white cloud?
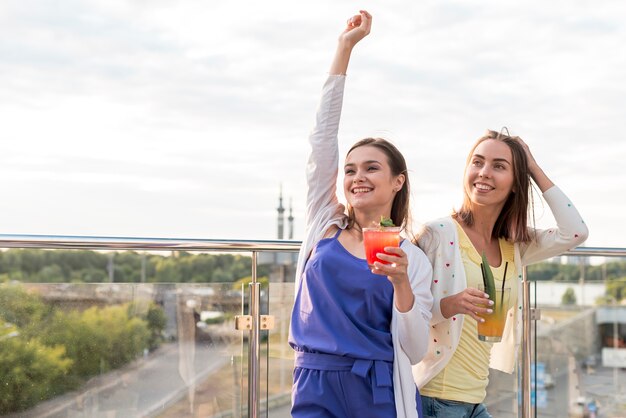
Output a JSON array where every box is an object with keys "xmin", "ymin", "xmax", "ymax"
[{"xmin": 0, "ymin": 0, "xmax": 624, "ymax": 248}]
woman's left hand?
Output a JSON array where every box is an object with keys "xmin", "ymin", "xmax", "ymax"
[
  {"xmin": 516, "ymin": 136, "xmax": 539, "ymax": 173},
  {"xmin": 515, "ymin": 136, "xmax": 554, "ymax": 192},
  {"xmin": 372, "ymin": 246, "xmax": 409, "ymax": 285}
]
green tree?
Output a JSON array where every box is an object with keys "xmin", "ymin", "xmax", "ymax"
[
  {"xmin": 0, "ymin": 284, "xmax": 49, "ymax": 328},
  {"xmin": 606, "ymin": 277, "xmax": 626, "ymax": 302},
  {"xmin": 562, "ymin": 287, "xmax": 577, "ymax": 305},
  {"xmin": 0, "ymin": 248, "xmax": 271, "ymax": 284},
  {"xmin": 145, "ymin": 303, "xmax": 167, "ymax": 349}
]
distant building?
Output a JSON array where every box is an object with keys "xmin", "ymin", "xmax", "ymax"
[
  {"xmin": 258, "ymin": 186, "xmax": 298, "ymax": 282},
  {"xmin": 277, "ymin": 185, "xmax": 285, "ymax": 239}
]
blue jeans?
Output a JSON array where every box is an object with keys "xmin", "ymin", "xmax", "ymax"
[{"xmin": 421, "ymin": 396, "xmax": 493, "ymax": 418}]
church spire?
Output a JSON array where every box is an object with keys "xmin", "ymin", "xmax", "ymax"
[
  {"xmin": 277, "ymin": 184, "xmax": 285, "ymax": 239},
  {"xmin": 288, "ymin": 198, "xmax": 294, "ymax": 239}
]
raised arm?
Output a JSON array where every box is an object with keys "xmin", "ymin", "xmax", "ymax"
[
  {"xmin": 517, "ymin": 138, "xmax": 589, "ymax": 264},
  {"xmin": 296, "ymin": 12, "xmax": 374, "ymax": 288},
  {"xmin": 304, "ymin": 11, "xmax": 373, "ymax": 226}
]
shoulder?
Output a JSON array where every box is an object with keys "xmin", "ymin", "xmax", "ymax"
[
  {"xmin": 400, "ymin": 240, "xmax": 433, "ymax": 277},
  {"xmin": 401, "ymin": 239, "xmax": 428, "ymax": 261},
  {"xmin": 322, "ymin": 224, "xmax": 342, "ymax": 240},
  {"xmin": 416, "ymin": 216, "xmax": 455, "ymax": 248}
]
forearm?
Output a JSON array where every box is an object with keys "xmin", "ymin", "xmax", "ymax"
[
  {"xmin": 329, "ymin": 41, "xmax": 355, "ymax": 75},
  {"xmin": 393, "ymin": 280, "xmax": 415, "ymax": 313},
  {"xmin": 529, "ymin": 163, "xmax": 554, "ymax": 193}
]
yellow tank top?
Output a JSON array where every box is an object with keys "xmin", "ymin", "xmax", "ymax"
[{"xmin": 421, "ymin": 220, "xmax": 517, "ymax": 403}]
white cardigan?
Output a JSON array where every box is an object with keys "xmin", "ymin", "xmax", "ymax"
[
  {"xmin": 294, "ymin": 74, "xmax": 433, "ymax": 418},
  {"xmin": 412, "ymin": 187, "xmax": 589, "ymax": 388}
]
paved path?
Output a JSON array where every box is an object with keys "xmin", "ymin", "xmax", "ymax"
[{"xmin": 6, "ymin": 342, "xmax": 230, "ymax": 418}]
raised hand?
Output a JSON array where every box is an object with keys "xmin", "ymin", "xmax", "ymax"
[
  {"xmin": 515, "ymin": 136, "xmax": 554, "ymax": 192},
  {"xmin": 329, "ymin": 10, "xmax": 372, "ymax": 75},
  {"xmin": 339, "ymin": 10, "xmax": 372, "ymax": 47}
]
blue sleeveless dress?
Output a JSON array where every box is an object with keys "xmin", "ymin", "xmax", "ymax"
[{"xmin": 289, "ymin": 229, "xmax": 421, "ymax": 417}]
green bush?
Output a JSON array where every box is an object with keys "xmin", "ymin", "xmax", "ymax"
[
  {"xmin": 561, "ymin": 287, "xmax": 577, "ymax": 305},
  {"xmin": 0, "ymin": 284, "xmax": 50, "ymax": 328},
  {"xmin": 39, "ymin": 305, "xmax": 151, "ymax": 378},
  {"xmin": 0, "ymin": 337, "xmax": 72, "ymax": 414}
]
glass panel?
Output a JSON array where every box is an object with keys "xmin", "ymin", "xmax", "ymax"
[
  {"xmin": 530, "ymin": 255, "xmax": 626, "ymax": 418},
  {"xmin": 266, "ymin": 282, "xmax": 294, "ymax": 418},
  {"xmin": 260, "ymin": 250, "xmax": 296, "ymax": 417},
  {"xmin": 0, "ymin": 248, "xmax": 252, "ymax": 418},
  {"xmin": 486, "ymin": 369, "xmax": 518, "ymax": 417}
]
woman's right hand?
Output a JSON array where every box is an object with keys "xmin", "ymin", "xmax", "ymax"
[
  {"xmin": 339, "ymin": 10, "xmax": 372, "ymax": 47},
  {"xmin": 440, "ymin": 288, "xmax": 494, "ymax": 322},
  {"xmin": 329, "ymin": 10, "xmax": 372, "ymax": 75}
]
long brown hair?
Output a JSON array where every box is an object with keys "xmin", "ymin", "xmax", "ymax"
[
  {"xmin": 454, "ymin": 129, "xmax": 533, "ymax": 243},
  {"xmin": 345, "ymin": 138, "xmax": 411, "ymax": 232}
]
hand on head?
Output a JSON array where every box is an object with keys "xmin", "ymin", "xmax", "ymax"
[
  {"xmin": 515, "ymin": 136, "xmax": 538, "ymax": 171},
  {"xmin": 340, "ymin": 10, "xmax": 372, "ymax": 46}
]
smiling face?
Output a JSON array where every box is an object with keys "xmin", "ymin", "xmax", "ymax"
[
  {"xmin": 464, "ymin": 139, "xmax": 515, "ymax": 212},
  {"xmin": 343, "ymin": 145, "xmax": 405, "ymax": 218}
]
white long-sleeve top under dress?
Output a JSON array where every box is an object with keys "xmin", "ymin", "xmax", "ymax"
[{"xmin": 293, "ymin": 74, "xmax": 433, "ymax": 418}]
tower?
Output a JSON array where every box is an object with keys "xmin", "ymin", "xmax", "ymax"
[
  {"xmin": 277, "ymin": 185, "xmax": 285, "ymax": 239},
  {"xmin": 288, "ymin": 198, "xmax": 294, "ymax": 240}
]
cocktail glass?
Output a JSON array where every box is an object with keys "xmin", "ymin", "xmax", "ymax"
[
  {"xmin": 477, "ymin": 285, "xmax": 511, "ymax": 342},
  {"xmin": 362, "ymin": 227, "xmax": 401, "ymax": 268}
]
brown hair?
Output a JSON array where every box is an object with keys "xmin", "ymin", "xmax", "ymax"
[
  {"xmin": 345, "ymin": 138, "xmax": 411, "ymax": 232},
  {"xmin": 454, "ymin": 129, "xmax": 533, "ymax": 243}
]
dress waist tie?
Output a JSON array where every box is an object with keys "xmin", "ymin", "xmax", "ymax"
[{"xmin": 294, "ymin": 351, "xmax": 393, "ymax": 405}]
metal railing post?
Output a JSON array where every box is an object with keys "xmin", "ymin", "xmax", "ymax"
[
  {"xmin": 248, "ymin": 252, "xmax": 260, "ymax": 418},
  {"xmin": 521, "ymin": 267, "xmax": 532, "ymax": 418}
]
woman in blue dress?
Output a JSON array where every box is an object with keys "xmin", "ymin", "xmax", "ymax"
[{"xmin": 288, "ymin": 11, "xmax": 433, "ymax": 418}]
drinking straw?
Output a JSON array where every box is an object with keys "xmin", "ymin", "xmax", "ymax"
[
  {"xmin": 500, "ymin": 262, "xmax": 509, "ymax": 308},
  {"xmin": 480, "ymin": 252, "xmax": 496, "ymax": 305},
  {"xmin": 480, "ymin": 263, "xmax": 485, "ymax": 287}
]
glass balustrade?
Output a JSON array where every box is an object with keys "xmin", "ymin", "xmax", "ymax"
[
  {"xmin": 0, "ymin": 236, "xmax": 623, "ymax": 418},
  {"xmin": 529, "ymin": 252, "xmax": 626, "ymax": 418}
]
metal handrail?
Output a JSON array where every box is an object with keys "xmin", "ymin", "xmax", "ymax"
[
  {"xmin": 560, "ymin": 247, "xmax": 625, "ymax": 257},
  {"xmin": 0, "ymin": 234, "xmax": 301, "ymax": 252},
  {"xmin": 0, "ymin": 234, "xmax": 621, "ymax": 257},
  {"xmin": 1, "ymin": 234, "xmax": 624, "ymax": 418},
  {"xmin": 0, "ymin": 235, "xmax": 619, "ymax": 273}
]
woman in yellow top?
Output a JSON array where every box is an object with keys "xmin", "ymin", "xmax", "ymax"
[{"xmin": 413, "ymin": 129, "xmax": 588, "ymax": 417}]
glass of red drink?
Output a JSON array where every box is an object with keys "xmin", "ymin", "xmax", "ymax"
[{"xmin": 363, "ymin": 227, "xmax": 401, "ymax": 267}]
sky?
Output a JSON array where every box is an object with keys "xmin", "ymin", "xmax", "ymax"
[{"xmin": 0, "ymin": 0, "xmax": 624, "ymax": 248}]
